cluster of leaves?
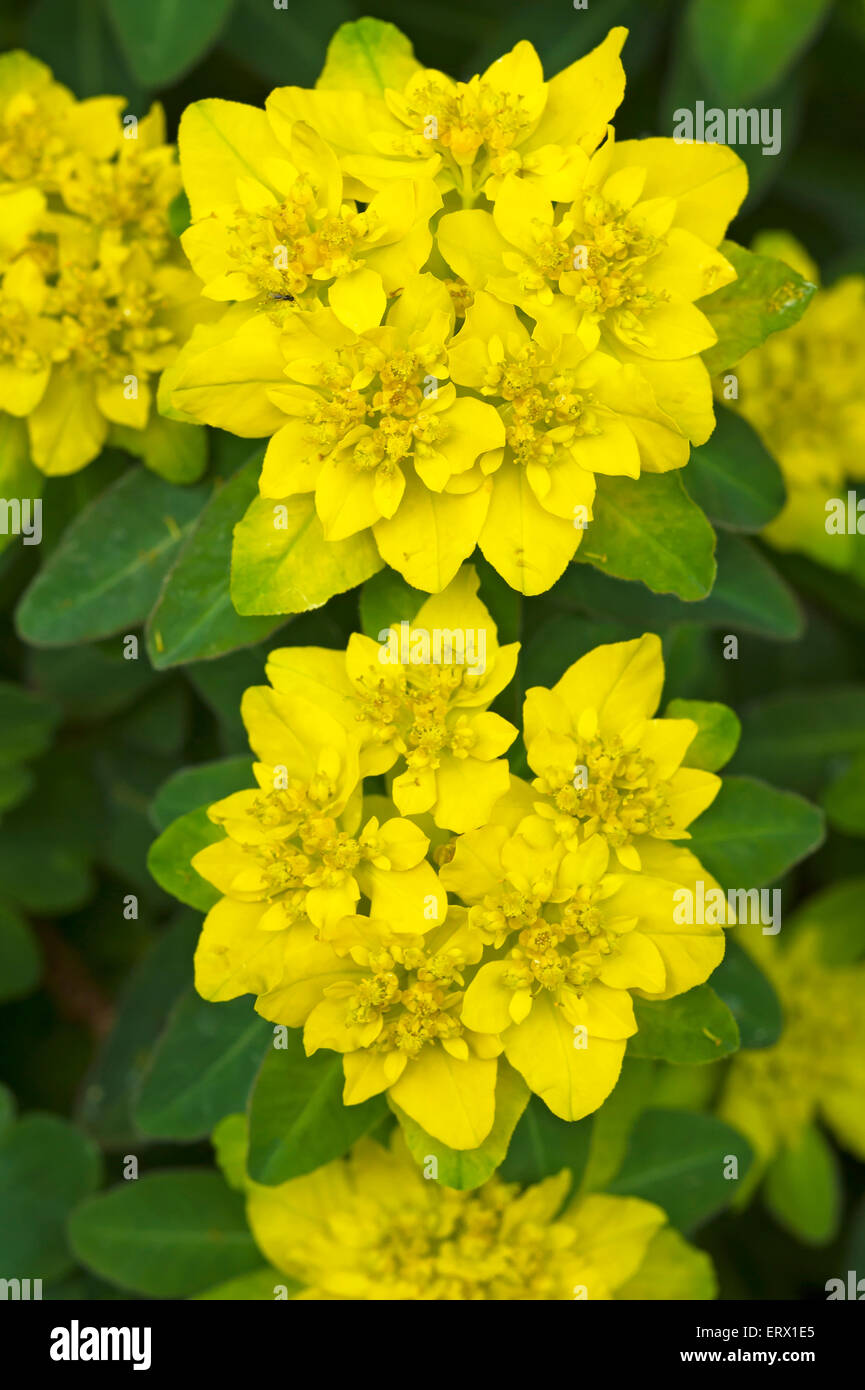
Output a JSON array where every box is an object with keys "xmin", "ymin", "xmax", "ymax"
[{"xmin": 1, "ymin": 0, "xmax": 864, "ymax": 1301}]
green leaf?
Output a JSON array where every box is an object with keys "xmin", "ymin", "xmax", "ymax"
[
  {"xmin": 147, "ymin": 452, "xmax": 285, "ymax": 668},
  {"xmin": 684, "ymin": 776, "xmax": 824, "ymax": 889},
  {"xmin": 577, "ymin": 471, "xmax": 716, "ymax": 600},
  {"xmin": 78, "ymin": 914, "xmax": 199, "ymax": 1146},
  {"xmin": 136, "ymin": 993, "xmax": 269, "ymax": 1141},
  {"xmin": 111, "ymin": 415, "xmax": 207, "ymax": 486},
  {"xmin": 359, "ymin": 567, "xmax": 424, "ymax": 639},
  {"xmin": 706, "ymin": 532, "xmax": 803, "ymax": 638},
  {"xmin": 563, "ymin": 531, "xmax": 802, "ymax": 639},
  {"xmin": 232, "ymin": 493, "xmax": 383, "ymax": 616},
  {"xmin": 823, "ymin": 754, "xmax": 865, "ymax": 836},
  {"xmin": 500, "ymin": 1095, "xmax": 594, "ymax": 1188},
  {"xmin": 0, "ymin": 901, "xmax": 42, "ymax": 1002},
  {"xmin": 27, "ymin": 641, "xmax": 161, "ymax": 721},
  {"xmin": 195, "ymin": 1267, "xmax": 297, "ymax": 1300},
  {"xmin": 151, "ymin": 757, "xmax": 253, "ymax": 832},
  {"xmin": 69, "ymin": 1171, "xmax": 260, "ymax": 1296},
  {"xmin": 699, "ymin": 241, "xmax": 816, "ymax": 375},
  {"xmin": 734, "ymin": 686, "xmax": 865, "ymax": 794},
  {"xmin": 221, "ymin": 0, "xmax": 351, "ymax": 88},
  {"xmin": 0, "ymin": 681, "xmax": 59, "ymax": 766},
  {"xmin": 0, "ymin": 1084, "xmax": 15, "ymax": 1141},
  {"xmin": 665, "ymin": 698, "xmax": 741, "ymax": 771},
  {"xmin": 0, "ymin": 763, "xmax": 33, "ymax": 816},
  {"xmin": 684, "ymin": 408, "xmax": 785, "ymax": 532},
  {"xmin": 579, "ymin": 1059, "xmax": 653, "ymax": 1193},
  {"xmin": 709, "ymin": 937, "xmax": 782, "ymax": 1049},
  {"xmin": 147, "ymin": 806, "xmax": 222, "ymax": 911},
  {"xmin": 764, "ymin": 1124, "xmax": 841, "ymax": 1245},
  {"xmin": 691, "ymin": 0, "xmax": 831, "ymax": 103},
  {"xmin": 17, "ymin": 468, "xmax": 208, "ymax": 646},
  {"xmin": 608, "ymin": 1109, "xmax": 753, "ymax": 1231},
  {"xmin": 390, "ymin": 1062, "xmax": 530, "ymax": 1191},
  {"xmin": 0, "ymin": 1115, "xmax": 102, "ymax": 1281},
  {"xmin": 22, "ymin": 0, "xmax": 144, "ymax": 104},
  {"xmin": 105, "ymin": 0, "xmax": 235, "ymax": 87},
  {"xmin": 247, "ymin": 1031, "xmax": 387, "ymax": 1186},
  {"xmin": 617, "ymin": 1224, "xmax": 717, "ymax": 1299},
  {"xmin": 630, "ymin": 986, "xmax": 740, "ymax": 1064},
  {"xmin": 317, "ymin": 17, "xmax": 420, "ymax": 95},
  {"xmin": 0, "ymin": 415, "xmax": 42, "ymax": 557}
]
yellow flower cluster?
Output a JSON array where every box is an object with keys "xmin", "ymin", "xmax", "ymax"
[
  {"xmin": 165, "ymin": 22, "xmax": 747, "ymax": 593},
  {"xmin": 192, "ymin": 572, "xmax": 726, "ymax": 1150},
  {"xmin": 721, "ymin": 925, "xmax": 865, "ymax": 1177},
  {"xmin": 730, "ymin": 232, "xmax": 865, "ymax": 573},
  {"xmin": 0, "ymin": 52, "xmax": 209, "ymax": 476},
  {"xmin": 222, "ymin": 1125, "xmax": 714, "ymax": 1300}
]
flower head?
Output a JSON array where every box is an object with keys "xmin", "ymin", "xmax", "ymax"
[
  {"xmin": 721, "ymin": 924, "xmax": 865, "ymax": 1174},
  {"xmin": 238, "ymin": 1130, "xmax": 713, "ymax": 1300},
  {"xmin": 268, "ymin": 28, "xmax": 628, "ymax": 204},
  {"xmin": 0, "ymin": 52, "xmax": 209, "ymax": 476},
  {"xmin": 730, "ymin": 233, "xmax": 865, "ymax": 570},
  {"xmin": 266, "ymin": 565, "xmax": 519, "ymax": 832},
  {"xmin": 166, "ymin": 23, "xmax": 748, "ymax": 597},
  {"xmin": 190, "ymin": 632, "xmax": 728, "ymax": 1147}
]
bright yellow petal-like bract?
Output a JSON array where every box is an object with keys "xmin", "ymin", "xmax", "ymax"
[
  {"xmin": 0, "ymin": 52, "xmax": 214, "ymax": 476},
  {"xmin": 237, "ymin": 1128, "xmax": 714, "ymax": 1299},
  {"xmin": 166, "ymin": 23, "xmax": 747, "ymax": 596},
  {"xmin": 190, "ymin": 630, "xmax": 728, "ymax": 1147}
]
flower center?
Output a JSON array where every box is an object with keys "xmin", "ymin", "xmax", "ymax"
[
  {"xmin": 222, "ymin": 182, "xmax": 377, "ymax": 308},
  {"xmin": 533, "ymin": 730, "xmax": 677, "ymax": 849},
  {"xmin": 480, "ymin": 339, "xmax": 600, "ymax": 467}
]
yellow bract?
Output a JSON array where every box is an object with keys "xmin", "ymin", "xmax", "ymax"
[
  {"xmin": 0, "ymin": 52, "xmax": 210, "ymax": 476},
  {"xmin": 168, "ymin": 24, "xmax": 748, "ymax": 596},
  {"xmin": 191, "ymin": 626, "xmax": 727, "ymax": 1148}
]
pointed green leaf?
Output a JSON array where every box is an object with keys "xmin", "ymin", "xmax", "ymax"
[
  {"xmin": 608, "ymin": 1109, "xmax": 754, "ymax": 1231},
  {"xmin": 684, "ymin": 408, "xmax": 785, "ymax": 532},
  {"xmin": 699, "ymin": 241, "xmax": 816, "ymax": 375},
  {"xmin": 578, "ymin": 471, "xmax": 716, "ymax": 600},
  {"xmin": 629, "ymin": 986, "xmax": 740, "ymax": 1064},
  {"xmin": 317, "ymin": 17, "xmax": 419, "ymax": 95},
  {"xmin": 69, "ymin": 1172, "xmax": 260, "ymax": 1296},
  {"xmin": 684, "ymin": 775, "xmax": 824, "ymax": 889},
  {"xmin": 247, "ymin": 1030, "xmax": 387, "ymax": 1186},
  {"xmin": 16, "ymin": 468, "xmax": 208, "ymax": 646},
  {"xmin": 665, "ymin": 698, "xmax": 741, "ymax": 771},
  {"xmin": 147, "ymin": 452, "xmax": 284, "ymax": 668},
  {"xmin": 232, "ymin": 493, "xmax": 383, "ymax": 616}
]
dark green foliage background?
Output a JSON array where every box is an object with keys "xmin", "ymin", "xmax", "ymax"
[{"xmin": 1, "ymin": 0, "xmax": 865, "ymax": 1302}]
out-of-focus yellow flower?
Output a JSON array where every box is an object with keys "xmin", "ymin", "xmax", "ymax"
[
  {"xmin": 720, "ymin": 926, "xmax": 865, "ymax": 1176},
  {"xmin": 0, "ymin": 52, "xmax": 209, "ymax": 476},
  {"xmin": 239, "ymin": 1131, "xmax": 715, "ymax": 1300},
  {"xmin": 730, "ymin": 232, "xmax": 865, "ymax": 571},
  {"xmin": 265, "ymin": 566, "xmax": 519, "ymax": 833},
  {"xmin": 267, "ymin": 28, "xmax": 628, "ymax": 204}
]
